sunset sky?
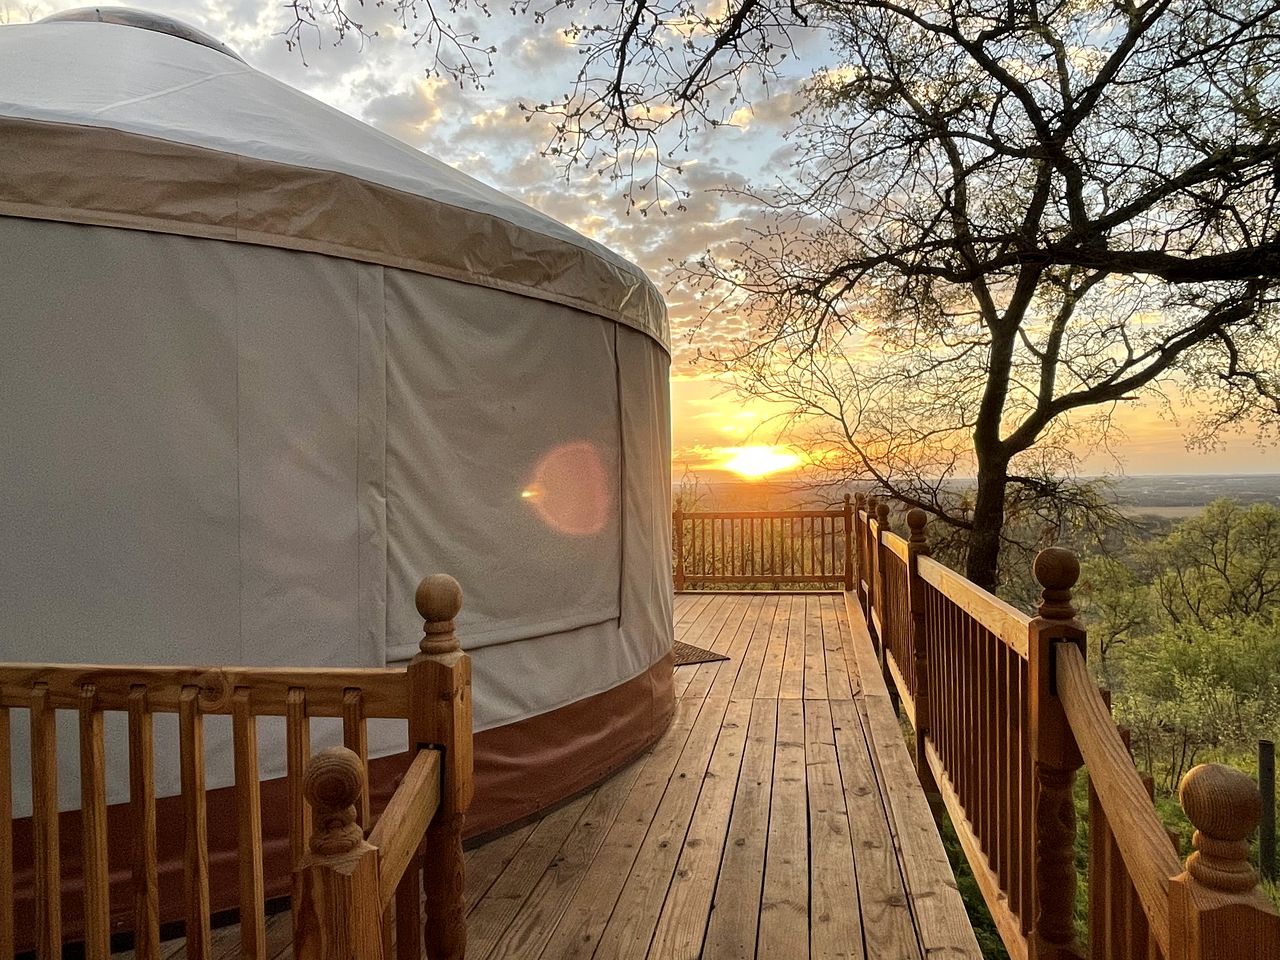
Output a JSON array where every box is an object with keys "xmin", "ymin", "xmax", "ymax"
[{"xmin": 9, "ymin": 0, "xmax": 1277, "ymax": 480}]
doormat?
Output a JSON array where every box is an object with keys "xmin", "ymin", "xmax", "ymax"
[{"xmin": 673, "ymin": 641, "xmax": 730, "ymax": 666}]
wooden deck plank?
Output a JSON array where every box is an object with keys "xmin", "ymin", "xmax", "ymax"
[
  {"xmin": 754, "ymin": 594, "xmax": 792, "ymax": 700},
  {"xmin": 676, "ymin": 592, "xmax": 715, "ymax": 627},
  {"xmin": 805, "ymin": 698, "xmax": 864, "ymax": 960},
  {"xmin": 646, "ymin": 692, "xmax": 753, "ymax": 958},
  {"xmin": 701, "ymin": 695, "xmax": 778, "ymax": 960},
  {"xmin": 114, "ymin": 592, "xmax": 979, "ymax": 960},
  {"xmin": 841, "ymin": 596, "xmax": 983, "ymax": 960},
  {"xmin": 834, "ymin": 594, "xmax": 864, "ymax": 696},
  {"xmin": 465, "ymin": 822, "xmax": 538, "ymax": 913},
  {"xmin": 730, "ymin": 595, "xmax": 780, "ymax": 703},
  {"xmin": 465, "ymin": 792, "xmax": 597, "ymax": 957},
  {"xmin": 777, "ymin": 597, "xmax": 807, "ymax": 701},
  {"xmin": 587, "ymin": 599, "xmax": 765, "ymax": 960},
  {"xmin": 756, "ymin": 699, "xmax": 808, "ymax": 959},
  {"xmin": 829, "ymin": 696, "xmax": 923, "ymax": 960},
  {"xmin": 821, "ymin": 595, "xmax": 854, "ymax": 701},
  {"xmin": 802, "ymin": 595, "xmax": 828, "ymax": 702},
  {"xmin": 533, "ymin": 605, "xmax": 743, "ymax": 960},
  {"xmin": 481, "ymin": 757, "xmax": 647, "ymax": 960}
]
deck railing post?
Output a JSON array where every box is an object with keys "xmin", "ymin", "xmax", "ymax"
[
  {"xmin": 1028, "ymin": 548, "xmax": 1085, "ymax": 960},
  {"xmin": 853, "ymin": 493, "xmax": 867, "ymax": 614},
  {"xmin": 866, "ymin": 495, "xmax": 880, "ymax": 642},
  {"xmin": 409, "ymin": 575, "xmax": 474, "ymax": 960},
  {"xmin": 1168, "ymin": 763, "xmax": 1280, "ymax": 960},
  {"xmin": 842, "ymin": 493, "xmax": 854, "ymax": 593},
  {"xmin": 874, "ymin": 501, "xmax": 899, "ymax": 715},
  {"xmin": 294, "ymin": 747, "xmax": 385, "ymax": 960},
  {"xmin": 905, "ymin": 508, "xmax": 937, "ymax": 799},
  {"xmin": 674, "ymin": 498, "xmax": 686, "ymax": 593}
]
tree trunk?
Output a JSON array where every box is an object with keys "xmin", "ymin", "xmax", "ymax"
[{"xmin": 966, "ymin": 461, "xmax": 1007, "ymax": 591}]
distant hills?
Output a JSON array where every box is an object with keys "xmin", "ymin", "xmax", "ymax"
[{"xmin": 673, "ymin": 474, "xmax": 1280, "ymax": 512}]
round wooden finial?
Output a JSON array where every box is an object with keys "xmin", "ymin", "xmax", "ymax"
[
  {"xmin": 876, "ymin": 502, "xmax": 890, "ymax": 524},
  {"xmin": 906, "ymin": 508, "xmax": 929, "ymax": 550},
  {"xmin": 303, "ymin": 746, "xmax": 365, "ymax": 856},
  {"xmin": 854, "ymin": 492, "xmax": 866, "ymax": 508},
  {"xmin": 416, "ymin": 574, "xmax": 463, "ymax": 655},
  {"xmin": 1033, "ymin": 547, "xmax": 1079, "ymax": 620},
  {"xmin": 1179, "ymin": 763, "xmax": 1263, "ymax": 891}
]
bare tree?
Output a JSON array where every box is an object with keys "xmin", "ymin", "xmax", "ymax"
[{"xmin": 285, "ymin": 0, "xmax": 1280, "ymax": 589}]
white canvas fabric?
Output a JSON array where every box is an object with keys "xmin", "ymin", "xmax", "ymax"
[{"xmin": 0, "ymin": 12, "xmax": 675, "ymax": 828}]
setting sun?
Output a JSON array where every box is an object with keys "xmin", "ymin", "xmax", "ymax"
[{"xmin": 716, "ymin": 445, "xmax": 802, "ymax": 479}]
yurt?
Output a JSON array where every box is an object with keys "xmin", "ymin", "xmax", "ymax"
[{"xmin": 0, "ymin": 7, "xmax": 674, "ymax": 940}]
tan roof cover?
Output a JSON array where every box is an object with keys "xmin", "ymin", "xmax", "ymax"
[{"xmin": 0, "ymin": 20, "xmax": 669, "ymax": 349}]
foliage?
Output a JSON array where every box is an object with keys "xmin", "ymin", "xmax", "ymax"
[
  {"xmin": 1116, "ymin": 615, "xmax": 1280, "ymax": 789},
  {"xmin": 1077, "ymin": 499, "xmax": 1280, "ymax": 791},
  {"xmin": 1137, "ymin": 499, "xmax": 1280, "ymax": 627}
]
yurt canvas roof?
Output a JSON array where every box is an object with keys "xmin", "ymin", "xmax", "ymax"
[{"xmin": 0, "ymin": 17, "xmax": 669, "ymax": 348}]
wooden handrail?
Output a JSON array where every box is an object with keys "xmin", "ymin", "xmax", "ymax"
[
  {"xmin": 0, "ymin": 572, "xmax": 474, "ymax": 960},
  {"xmin": 0, "ymin": 665, "xmax": 409, "ymax": 716},
  {"xmin": 917, "ymin": 555, "xmax": 1030, "ymax": 657},
  {"xmin": 883, "ymin": 530, "xmax": 909, "ymax": 562},
  {"xmin": 369, "ymin": 748, "xmax": 442, "ymax": 908},
  {"xmin": 849, "ymin": 501, "xmax": 1278, "ymax": 960},
  {"xmin": 1057, "ymin": 641, "xmax": 1180, "ymax": 955}
]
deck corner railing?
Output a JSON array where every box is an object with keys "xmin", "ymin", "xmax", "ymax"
[
  {"xmin": 1, "ymin": 574, "xmax": 474, "ymax": 960},
  {"xmin": 853, "ymin": 500, "xmax": 1280, "ymax": 960},
  {"xmin": 674, "ymin": 494, "xmax": 855, "ymax": 590}
]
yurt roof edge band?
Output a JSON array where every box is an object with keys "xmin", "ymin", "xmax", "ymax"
[{"xmin": 0, "ymin": 115, "xmax": 670, "ymax": 350}]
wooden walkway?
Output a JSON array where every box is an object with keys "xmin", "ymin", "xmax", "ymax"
[
  {"xmin": 122, "ymin": 592, "xmax": 980, "ymax": 959},
  {"xmin": 459, "ymin": 592, "xmax": 980, "ymax": 960}
]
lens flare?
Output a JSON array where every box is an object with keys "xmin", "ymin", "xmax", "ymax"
[{"xmin": 522, "ymin": 441, "xmax": 612, "ymax": 535}]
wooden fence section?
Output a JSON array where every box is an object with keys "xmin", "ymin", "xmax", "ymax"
[
  {"xmin": 0, "ymin": 574, "xmax": 473, "ymax": 960},
  {"xmin": 852, "ymin": 494, "xmax": 1280, "ymax": 960},
  {"xmin": 673, "ymin": 496, "xmax": 854, "ymax": 590}
]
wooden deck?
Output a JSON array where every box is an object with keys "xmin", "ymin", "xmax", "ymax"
[{"xmin": 123, "ymin": 592, "xmax": 980, "ymax": 959}]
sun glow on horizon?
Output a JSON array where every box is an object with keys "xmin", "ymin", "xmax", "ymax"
[{"xmin": 716, "ymin": 445, "xmax": 802, "ymax": 479}]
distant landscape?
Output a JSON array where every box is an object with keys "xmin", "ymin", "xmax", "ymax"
[{"xmin": 675, "ymin": 473, "xmax": 1280, "ymax": 516}]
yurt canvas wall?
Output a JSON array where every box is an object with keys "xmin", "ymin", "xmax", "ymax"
[{"xmin": 0, "ymin": 13, "xmax": 673, "ymax": 938}]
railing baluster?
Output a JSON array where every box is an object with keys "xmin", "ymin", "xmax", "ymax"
[
  {"xmin": 179, "ymin": 685, "xmax": 212, "ymax": 960},
  {"xmin": 980, "ymin": 626, "xmax": 992, "ymax": 860},
  {"xmin": 232, "ymin": 688, "xmax": 267, "ymax": 959},
  {"xmin": 30, "ymin": 683, "xmax": 61, "ymax": 960},
  {"xmin": 343, "ymin": 689, "xmax": 370, "ymax": 828},
  {"xmin": 288, "ymin": 686, "xmax": 312, "ymax": 949},
  {"xmin": 996, "ymin": 643, "xmax": 1011, "ymax": 895},
  {"xmin": 79, "ymin": 685, "xmax": 110, "ymax": 960},
  {"xmin": 674, "ymin": 502, "xmax": 685, "ymax": 591},
  {"xmin": 128, "ymin": 686, "xmax": 161, "ymax": 959},
  {"xmin": 768, "ymin": 515, "xmax": 775, "ymax": 582}
]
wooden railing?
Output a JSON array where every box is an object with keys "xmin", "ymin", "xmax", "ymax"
[
  {"xmin": 852, "ymin": 493, "xmax": 1280, "ymax": 960},
  {"xmin": 673, "ymin": 495, "xmax": 854, "ymax": 590},
  {"xmin": 0, "ymin": 573, "xmax": 473, "ymax": 960}
]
